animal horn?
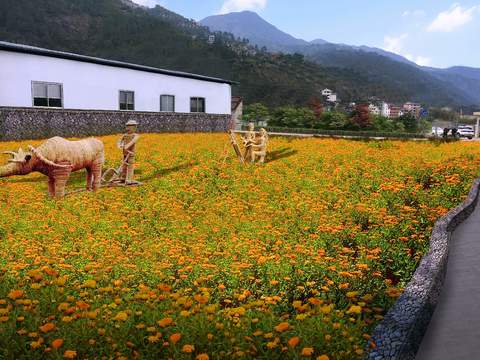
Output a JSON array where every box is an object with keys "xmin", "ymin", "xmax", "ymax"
[
  {"xmin": 2, "ymin": 151, "xmax": 17, "ymax": 158},
  {"xmin": 28, "ymin": 146, "xmax": 72, "ymax": 168}
]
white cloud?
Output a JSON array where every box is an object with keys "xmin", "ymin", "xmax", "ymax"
[
  {"xmin": 383, "ymin": 34, "xmax": 432, "ymax": 67},
  {"xmin": 384, "ymin": 33, "xmax": 408, "ymax": 54},
  {"xmin": 402, "ymin": 9, "xmax": 425, "ymax": 17},
  {"xmin": 131, "ymin": 0, "xmax": 163, "ymax": 8},
  {"xmin": 404, "ymin": 53, "xmax": 433, "ymax": 67},
  {"xmin": 427, "ymin": 4, "xmax": 478, "ymax": 32},
  {"xmin": 219, "ymin": 0, "xmax": 267, "ymax": 14}
]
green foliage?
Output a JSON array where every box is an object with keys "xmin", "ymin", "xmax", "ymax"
[
  {"xmin": 320, "ymin": 111, "xmax": 349, "ymax": 129},
  {"xmin": 269, "ymin": 106, "xmax": 316, "ymax": 128},
  {"xmin": 242, "ymin": 103, "xmax": 270, "ymax": 125},
  {"xmin": 398, "ymin": 114, "xmax": 418, "ymax": 133},
  {"xmin": 428, "ymin": 108, "xmax": 460, "ymax": 123}
]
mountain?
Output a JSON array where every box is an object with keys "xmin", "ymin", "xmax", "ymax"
[
  {"xmin": 0, "ymin": 0, "xmax": 402, "ymax": 107},
  {"xmin": 0, "ymin": 0, "xmax": 476, "ymax": 108},
  {"xmin": 201, "ymin": 11, "xmax": 480, "ymax": 108},
  {"xmin": 201, "ymin": 11, "xmax": 309, "ymax": 52}
]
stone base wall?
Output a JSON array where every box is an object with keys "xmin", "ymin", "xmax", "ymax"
[
  {"xmin": 0, "ymin": 107, "xmax": 232, "ymax": 141},
  {"xmin": 367, "ymin": 178, "xmax": 480, "ymax": 360}
]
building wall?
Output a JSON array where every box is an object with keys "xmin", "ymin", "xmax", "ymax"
[
  {"xmin": 0, "ymin": 107, "xmax": 230, "ymax": 141},
  {"xmin": 0, "ymin": 50, "xmax": 231, "ymax": 114}
]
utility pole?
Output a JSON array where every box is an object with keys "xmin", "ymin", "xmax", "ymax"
[{"xmin": 474, "ymin": 112, "xmax": 480, "ymax": 139}]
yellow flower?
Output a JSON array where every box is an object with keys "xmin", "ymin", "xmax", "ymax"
[
  {"xmin": 83, "ymin": 280, "xmax": 97, "ymax": 289},
  {"xmin": 347, "ymin": 305, "xmax": 362, "ymax": 314},
  {"xmin": 113, "ymin": 311, "xmax": 128, "ymax": 321}
]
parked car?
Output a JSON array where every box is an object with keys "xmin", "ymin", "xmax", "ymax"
[
  {"xmin": 431, "ymin": 127, "xmax": 444, "ymax": 136},
  {"xmin": 457, "ymin": 125, "xmax": 475, "ymax": 139}
]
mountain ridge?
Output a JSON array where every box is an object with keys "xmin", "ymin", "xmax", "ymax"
[{"xmin": 200, "ymin": 10, "xmax": 480, "ymax": 106}]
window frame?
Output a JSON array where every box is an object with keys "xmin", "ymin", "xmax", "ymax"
[
  {"xmin": 160, "ymin": 94, "xmax": 176, "ymax": 112},
  {"xmin": 119, "ymin": 90, "xmax": 135, "ymax": 111},
  {"xmin": 190, "ymin": 97, "xmax": 206, "ymax": 113},
  {"xmin": 31, "ymin": 81, "xmax": 64, "ymax": 108}
]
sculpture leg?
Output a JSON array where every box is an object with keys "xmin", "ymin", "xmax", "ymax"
[
  {"xmin": 91, "ymin": 160, "xmax": 103, "ymax": 191},
  {"xmin": 52, "ymin": 163, "xmax": 72, "ymax": 198},
  {"xmin": 86, "ymin": 169, "xmax": 93, "ymax": 190},
  {"xmin": 48, "ymin": 176, "xmax": 55, "ymax": 197},
  {"xmin": 125, "ymin": 155, "xmax": 135, "ymax": 184}
]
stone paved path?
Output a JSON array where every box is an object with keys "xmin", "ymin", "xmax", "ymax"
[{"xmin": 416, "ymin": 200, "xmax": 480, "ymax": 359}]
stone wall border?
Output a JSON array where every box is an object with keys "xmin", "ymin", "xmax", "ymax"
[
  {"xmin": 0, "ymin": 107, "xmax": 231, "ymax": 141},
  {"xmin": 368, "ymin": 178, "xmax": 480, "ymax": 360}
]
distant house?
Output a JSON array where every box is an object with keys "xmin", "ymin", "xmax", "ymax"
[
  {"xmin": 368, "ymin": 104, "xmax": 381, "ymax": 115},
  {"xmin": 207, "ymin": 35, "xmax": 216, "ymax": 45},
  {"xmin": 388, "ymin": 105, "xmax": 403, "ymax": 119},
  {"xmin": 321, "ymin": 88, "xmax": 337, "ymax": 104},
  {"xmin": 403, "ymin": 102, "xmax": 422, "ymax": 118},
  {"xmin": 322, "ymin": 88, "xmax": 333, "ymax": 96}
]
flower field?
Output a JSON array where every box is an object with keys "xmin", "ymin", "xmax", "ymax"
[{"xmin": 0, "ymin": 133, "xmax": 479, "ymax": 359}]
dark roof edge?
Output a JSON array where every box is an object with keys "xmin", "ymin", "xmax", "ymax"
[{"xmin": 0, "ymin": 41, "xmax": 236, "ymax": 85}]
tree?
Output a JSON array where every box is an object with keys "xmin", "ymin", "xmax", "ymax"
[
  {"xmin": 307, "ymin": 97, "xmax": 324, "ymax": 120},
  {"xmin": 349, "ymin": 104, "xmax": 372, "ymax": 129},
  {"xmin": 243, "ymin": 103, "xmax": 270, "ymax": 126},
  {"xmin": 398, "ymin": 113, "xmax": 418, "ymax": 133},
  {"xmin": 320, "ymin": 111, "xmax": 348, "ymax": 129}
]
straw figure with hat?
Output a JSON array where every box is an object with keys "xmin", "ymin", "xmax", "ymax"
[{"xmin": 117, "ymin": 120, "xmax": 140, "ymax": 184}]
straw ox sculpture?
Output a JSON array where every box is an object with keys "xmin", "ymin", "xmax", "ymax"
[{"xmin": 0, "ymin": 136, "xmax": 104, "ymax": 198}]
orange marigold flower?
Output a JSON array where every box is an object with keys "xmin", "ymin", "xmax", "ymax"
[
  {"xmin": 316, "ymin": 355, "xmax": 330, "ymax": 360},
  {"xmin": 196, "ymin": 354, "xmax": 209, "ymax": 360},
  {"xmin": 63, "ymin": 350, "xmax": 77, "ymax": 359},
  {"xmin": 301, "ymin": 347, "xmax": 314, "ymax": 356},
  {"xmin": 288, "ymin": 336, "xmax": 300, "ymax": 348},
  {"xmin": 39, "ymin": 323, "xmax": 56, "ymax": 333},
  {"xmin": 157, "ymin": 317, "xmax": 174, "ymax": 327},
  {"xmin": 52, "ymin": 339, "xmax": 64, "ymax": 349},
  {"xmin": 169, "ymin": 333, "xmax": 182, "ymax": 344},
  {"xmin": 182, "ymin": 344, "xmax": 195, "ymax": 353},
  {"xmin": 8, "ymin": 290, "xmax": 24, "ymax": 300},
  {"xmin": 274, "ymin": 322, "xmax": 290, "ymax": 332}
]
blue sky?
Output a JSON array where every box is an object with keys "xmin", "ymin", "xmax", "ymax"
[{"xmin": 133, "ymin": 0, "xmax": 479, "ymax": 68}]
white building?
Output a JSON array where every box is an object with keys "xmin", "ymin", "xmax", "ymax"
[
  {"xmin": 381, "ymin": 102, "xmax": 390, "ymax": 118},
  {"xmin": 322, "ymin": 88, "xmax": 334, "ymax": 96},
  {"xmin": 0, "ymin": 41, "xmax": 232, "ymax": 115}
]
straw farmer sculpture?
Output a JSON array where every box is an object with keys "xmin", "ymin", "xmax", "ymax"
[
  {"xmin": 0, "ymin": 136, "xmax": 104, "ymax": 197},
  {"xmin": 117, "ymin": 120, "xmax": 140, "ymax": 184}
]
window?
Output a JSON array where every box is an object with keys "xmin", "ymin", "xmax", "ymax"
[
  {"xmin": 190, "ymin": 97, "xmax": 205, "ymax": 113},
  {"xmin": 119, "ymin": 91, "xmax": 135, "ymax": 111},
  {"xmin": 160, "ymin": 95, "xmax": 175, "ymax": 112},
  {"xmin": 32, "ymin": 82, "xmax": 63, "ymax": 108}
]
